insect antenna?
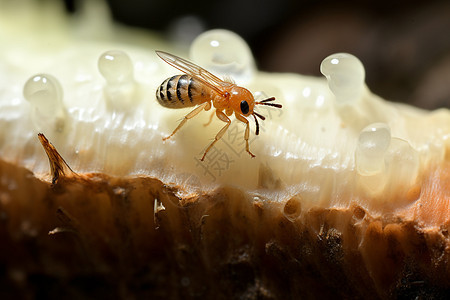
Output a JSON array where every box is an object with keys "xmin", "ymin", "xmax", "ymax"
[
  {"xmin": 259, "ymin": 97, "xmax": 276, "ymax": 103},
  {"xmin": 252, "ymin": 113, "xmax": 260, "ymax": 135},
  {"xmin": 252, "ymin": 97, "xmax": 281, "ymax": 135},
  {"xmin": 256, "ymin": 97, "xmax": 283, "ymax": 108},
  {"xmin": 253, "ymin": 111, "xmax": 266, "ymax": 121}
]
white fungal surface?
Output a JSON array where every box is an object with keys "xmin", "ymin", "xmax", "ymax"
[{"xmin": 0, "ymin": 1, "xmax": 449, "ymax": 209}]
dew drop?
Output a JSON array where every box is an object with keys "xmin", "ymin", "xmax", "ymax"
[
  {"xmin": 355, "ymin": 123, "xmax": 391, "ymax": 176},
  {"xmin": 23, "ymin": 74, "xmax": 67, "ymax": 132},
  {"xmin": 98, "ymin": 50, "xmax": 136, "ymax": 110},
  {"xmin": 320, "ymin": 53, "xmax": 365, "ymax": 104},
  {"xmin": 190, "ymin": 29, "xmax": 255, "ymax": 83},
  {"xmin": 98, "ymin": 50, "xmax": 134, "ymax": 85},
  {"xmin": 24, "ymin": 74, "xmax": 63, "ymax": 117},
  {"xmin": 385, "ymin": 138, "xmax": 420, "ymax": 187}
]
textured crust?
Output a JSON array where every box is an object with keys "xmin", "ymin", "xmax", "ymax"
[{"xmin": 1, "ymin": 157, "xmax": 449, "ymax": 299}]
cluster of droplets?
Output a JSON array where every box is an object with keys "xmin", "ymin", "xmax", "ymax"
[
  {"xmin": 22, "ymin": 29, "xmax": 256, "ymax": 135},
  {"xmin": 320, "ymin": 54, "xmax": 420, "ymax": 196},
  {"xmin": 19, "ymin": 28, "xmax": 424, "ymax": 193},
  {"xmin": 22, "ymin": 29, "xmax": 260, "ymax": 128},
  {"xmin": 355, "ymin": 123, "xmax": 420, "ymax": 196},
  {"xmin": 23, "ymin": 50, "xmax": 140, "ymax": 130},
  {"xmin": 20, "ymin": 29, "xmax": 260, "ymax": 179}
]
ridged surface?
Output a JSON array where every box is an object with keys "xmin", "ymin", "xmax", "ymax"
[{"xmin": 0, "ymin": 158, "xmax": 449, "ymax": 299}]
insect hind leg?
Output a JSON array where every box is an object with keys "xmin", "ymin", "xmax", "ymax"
[
  {"xmin": 201, "ymin": 110, "xmax": 231, "ymax": 161},
  {"xmin": 163, "ymin": 102, "xmax": 209, "ymax": 141}
]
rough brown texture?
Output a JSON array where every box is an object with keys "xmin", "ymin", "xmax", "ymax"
[
  {"xmin": 1, "ymin": 154, "xmax": 450, "ymax": 299},
  {"xmin": 0, "ymin": 134, "xmax": 448, "ymax": 299}
]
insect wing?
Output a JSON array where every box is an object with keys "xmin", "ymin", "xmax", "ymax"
[{"xmin": 156, "ymin": 51, "xmax": 230, "ymax": 95}]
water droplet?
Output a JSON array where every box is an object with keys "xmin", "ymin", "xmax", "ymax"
[
  {"xmin": 23, "ymin": 74, "xmax": 67, "ymax": 132},
  {"xmin": 385, "ymin": 138, "xmax": 420, "ymax": 187},
  {"xmin": 98, "ymin": 50, "xmax": 134, "ymax": 85},
  {"xmin": 24, "ymin": 74, "xmax": 63, "ymax": 116},
  {"xmin": 98, "ymin": 50, "xmax": 136, "ymax": 110},
  {"xmin": 320, "ymin": 53, "xmax": 365, "ymax": 104},
  {"xmin": 190, "ymin": 29, "xmax": 255, "ymax": 83},
  {"xmin": 356, "ymin": 123, "xmax": 391, "ymax": 176}
]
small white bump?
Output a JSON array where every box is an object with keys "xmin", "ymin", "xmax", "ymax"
[
  {"xmin": 190, "ymin": 29, "xmax": 255, "ymax": 83},
  {"xmin": 320, "ymin": 53, "xmax": 365, "ymax": 104}
]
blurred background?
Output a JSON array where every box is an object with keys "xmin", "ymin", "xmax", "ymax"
[{"xmin": 63, "ymin": 0, "xmax": 450, "ymax": 109}]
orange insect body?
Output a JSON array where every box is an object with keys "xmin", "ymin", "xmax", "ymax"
[{"xmin": 156, "ymin": 51, "xmax": 282, "ymax": 161}]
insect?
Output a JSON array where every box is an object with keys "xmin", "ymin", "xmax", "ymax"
[{"xmin": 156, "ymin": 50, "xmax": 282, "ymax": 161}]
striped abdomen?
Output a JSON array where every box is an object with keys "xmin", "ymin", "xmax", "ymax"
[{"xmin": 156, "ymin": 75, "xmax": 210, "ymax": 108}]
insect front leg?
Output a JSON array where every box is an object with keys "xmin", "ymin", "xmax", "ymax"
[
  {"xmin": 235, "ymin": 114, "xmax": 255, "ymax": 158},
  {"xmin": 201, "ymin": 110, "xmax": 231, "ymax": 161},
  {"xmin": 163, "ymin": 102, "xmax": 209, "ymax": 141}
]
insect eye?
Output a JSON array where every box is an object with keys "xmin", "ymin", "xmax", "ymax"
[{"xmin": 240, "ymin": 100, "xmax": 249, "ymax": 114}]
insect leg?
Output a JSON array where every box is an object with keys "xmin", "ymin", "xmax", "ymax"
[
  {"xmin": 163, "ymin": 102, "xmax": 208, "ymax": 141},
  {"xmin": 235, "ymin": 114, "xmax": 255, "ymax": 158},
  {"xmin": 201, "ymin": 110, "xmax": 231, "ymax": 161}
]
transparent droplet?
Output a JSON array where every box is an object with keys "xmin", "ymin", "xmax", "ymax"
[
  {"xmin": 190, "ymin": 29, "xmax": 255, "ymax": 83},
  {"xmin": 356, "ymin": 123, "xmax": 391, "ymax": 176},
  {"xmin": 320, "ymin": 53, "xmax": 365, "ymax": 104},
  {"xmin": 98, "ymin": 50, "xmax": 134, "ymax": 85},
  {"xmin": 385, "ymin": 138, "xmax": 420, "ymax": 187},
  {"xmin": 98, "ymin": 50, "xmax": 137, "ymax": 111},
  {"xmin": 23, "ymin": 74, "xmax": 67, "ymax": 132},
  {"xmin": 24, "ymin": 74, "xmax": 63, "ymax": 117}
]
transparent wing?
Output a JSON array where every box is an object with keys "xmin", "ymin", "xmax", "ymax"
[{"xmin": 156, "ymin": 51, "xmax": 231, "ymax": 95}]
